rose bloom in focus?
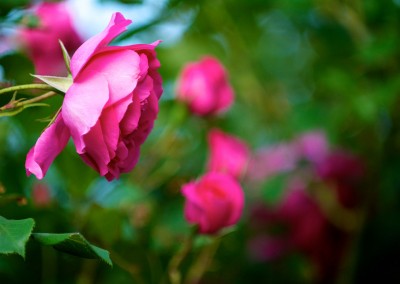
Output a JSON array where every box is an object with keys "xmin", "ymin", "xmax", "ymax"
[
  {"xmin": 176, "ymin": 56, "xmax": 234, "ymax": 116},
  {"xmin": 26, "ymin": 12, "xmax": 163, "ymax": 181},
  {"xmin": 18, "ymin": 2, "xmax": 83, "ymax": 76},
  {"xmin": 182, "ymin": 172, "xmax": 244, "ymax": 234},
  {"xmin": 207, "ymin": 128, "xmax": 249, "ymax": 179}
]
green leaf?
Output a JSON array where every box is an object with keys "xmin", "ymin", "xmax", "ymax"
[
  {"xmin": 0, "ymin": 216, "xmax": 35, "ymax": 258},
  {"xmin": 58, "ymin": 40, "xmax": 71, "ymax": 75},
  {"xmin": 32, "ymin": 75, "xmax": 73, "ymax": 93},
  {"xmin": 32, "ymin": 232, "xmax": 112, "ymax": 266}
]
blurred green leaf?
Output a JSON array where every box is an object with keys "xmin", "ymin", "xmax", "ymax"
[
  {"xmin": 0, "ymin": 216, "xmax": 35, "ymax": 258},
  {"xmin": 0, "ymin": 53, "xmax": 34, "ymax": 85},
  {"xmin": 32, "ymin": 232, "xmax": 112, "ymax": 266}
]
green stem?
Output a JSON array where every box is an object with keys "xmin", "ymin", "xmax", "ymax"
[
  {"xmin": 168, "ymin": 227, "xmax": 197, "ymax": 284},
  {"xmin": 0, "ymin": 84, "xmax": 56, "ymax": 95},
  {"xmin": 0, "ymin": 91, "xmax": 57, "ymax": 112},
  {"xmin": 17, "ymin": 91, "xmax": 57, "ymax": 106},
  {"xmin": 185, "ymin": 238, "xmax": 221, "ymax": 284}
]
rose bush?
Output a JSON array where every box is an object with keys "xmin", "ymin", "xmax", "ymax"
[
  {"xmin": 25, "ymin": 12, "xmax": 163, "ymax": 181},
  {"xmin": 18, "ymin": 2, "xmax": 83, "ymax": 76},
  {"xmin": 181, "ymin": 172, "xmax": 244, "ymax": 234},
  {"xmin": 176, "ymin": 56, "xmax": 234, "ymax": 116},
  {"xmin": 207, "ymin": 128, "xmax": 249, "ymax": 179}
]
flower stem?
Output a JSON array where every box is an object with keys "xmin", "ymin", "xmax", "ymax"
[
  {"xmin": 0, "ymin": 84, "xmax": 56, "ymax": 95},
  {"xmin": 0, "ymin": 91, "xmax": 57, "ymax": 112},
  {"xmin": 18, "ymin": 91, "xmax": 57, "ymax": 106},
  {"xmin": 185, "ymin": 237, "xmax": 221, "ymax": 284},
  {"xmin": 168, "ymin": 227, "xmax": 197, "ymax": 284}
]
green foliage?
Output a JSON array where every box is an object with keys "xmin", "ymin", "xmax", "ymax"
[{"xmin": 0, "ymin": 216, "xmax": 34, "ymax": 258}]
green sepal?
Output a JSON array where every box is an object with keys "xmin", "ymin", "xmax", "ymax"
[
  {"xmin": 32, "ymin": 75, "xmax": 73, "ymax": 93},
  {"xmin": 59, "ymin": 40, "xmax": 71, "ymax": 75}
]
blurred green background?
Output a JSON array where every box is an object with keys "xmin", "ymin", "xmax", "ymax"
[{"xmin": 1, "ymin": 0, "xmax": 400, "ymax": 283}]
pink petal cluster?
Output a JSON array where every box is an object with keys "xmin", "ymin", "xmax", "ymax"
[
  {"xmin": 246, "ymin": 130, "xmax": 329, "ymax": 183},
  {"xmin": 176, "ymin": 56, "xmax": 234, "ymax": 116},
  {"xmin": 248, "ymin": 185, "xmax": 349, "ymax": 282},
  {"xmin": 182, "ymin": 172, "xmax": 244, "ymax": 234},
  {"xmin": 25, "ymin": 12, "xmax": 163, "ymax": 181},
  {"xmin": 18, "ymin": 2, "xmax": 83, "ymax": 76},
  {"xmin": 207, "ymin": 129, "xmax": 250, "ymax": 179},
  {"xmin": 246, "ymin": 130, "xmax": 365, "ymax": 282}
]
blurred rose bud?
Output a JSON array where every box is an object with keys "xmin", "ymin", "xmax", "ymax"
[
  {"xmin": 207, "ymin": 129, "xmax": 249, "ymax": 179},
  {"xmin": 182, "ymin": 172, "xmax": 244, "ymax": 234},
  {"xmin": 176, "ymin": 56, "xmax": 234, "ymax": 116},
  {"xmin": 18, "ymin": 2, "xmax": 83, "ymax": 75},
  {"xmin": 32, "ymin": 182, "xmax": 52, "ymax": 207}
]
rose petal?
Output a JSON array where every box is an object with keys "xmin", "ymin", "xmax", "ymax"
[
  {"xmin": 83, "ymin": 49, "xmax": 140, "ymax": 106},
  {"xmin": 62, "ymin": 71, "xmax": 109, "ymax": 153},
  {"xmin": 70, "ymin": 12, "xmax": 132, "ymax": 77},
  {"xmin": 26, "ymin": 113, "xmax": 70, "ymax": 179}
]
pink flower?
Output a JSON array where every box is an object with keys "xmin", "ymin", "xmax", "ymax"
[
  {"xmin": 316, "ymin": 151, "xmax": 364, "ymax": 208},
  {"xmin": 18, "ymin": 2, "xmax": 83, "ymax": 76},
  {"xmin": 207, "ymin": 129, "xmax": 249, "ymax": 179},
  {"xmin": 176, "ymin": 56, "xmax": 234, "ymax": 116},
  {"xmin": 246, "ymin": 143, "xmax": 298, "ymax": 182},
  {"xmin": 182, "ymin": 172, "xmax": 244, "ymax": 234},
  {"xmin": 294, "ymin": 130, "xmax": 329, "ymax": 164},
  {"xmin": 25, "ymin": 12, "xmax": 163, "ymax": 181}
]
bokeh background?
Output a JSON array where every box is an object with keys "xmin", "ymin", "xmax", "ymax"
[{"xmin": 1, "ymin": 0, "xmax": 400, "ymax": 283}]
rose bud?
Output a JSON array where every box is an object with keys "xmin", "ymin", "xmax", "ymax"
[
  {"xmin": 182, "ymin": 172, "xmax": 244, "ymax": 234},
  {"xmin": 176, "ymin": 56, "xmax": 234, "ymax": 116},
  {"xmin": 207, "ymin": 129, "xmax": 249, "ymax": 179},
  {"xmin": 25, "ymin": 12, "xmax": 163, "ymax": 181},
  {"xmin": 18, "ymin": 2, "xmax": 83, "ymax": 76}
]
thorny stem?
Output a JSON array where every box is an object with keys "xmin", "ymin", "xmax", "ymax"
[{"xmin": 0, "ymin": 84, "xmax": 56, "ymax": 95}]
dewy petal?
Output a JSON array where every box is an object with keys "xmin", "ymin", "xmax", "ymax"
[
  {"xmin": 25, "ymin": 113, "xmax": 70, "ymax": 179},
  {"xmin": 62, "ymin": 71, "xmax": 109, "ymax": 153},
  {"xmin": 70, "ymin": 12, "xmax": 132, "ymax": 77}
]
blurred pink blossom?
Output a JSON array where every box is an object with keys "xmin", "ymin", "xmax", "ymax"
[
  {"xmin": 294, "ymin": 130, "xmax": 329, "ymax": 164},
  {"xmin": 207, "ymin": 129, "xmax": 250, "ymax": 179},
  {"xmin": 316, "ymin": 150, "xmax": 364, "ymax": 208},
  {"xmin": 246, "ymin": 143, "xmax": 298, "ymax": 182},
  {"xmin": 182, "ymin": 172, "xmax": 244, "ymax": 234},
  {"xmin": 26, "ymin": 12, "xmax": 163, "ymax": 181},
  {"xmin": 176, "ymin": 56, "xmax": 234, "ymax": 116},
  {"xmin": 18, "ymin": 2, "xmax": 83, "ymax": 75}
]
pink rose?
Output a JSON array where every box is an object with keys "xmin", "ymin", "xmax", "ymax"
[
  {"xmin": 207, "ymin": 129, "xmax": 249, "ymax": 179},
  {"xmin": 25, "ymin": 12, "xmax": 163, "ymax": 181},
  {"xmin": 18, "ymin": 2, "xmax": 83, "ymax": 76},
  {"xmin": 176, "ymin": 56, "xmax": 234, "ymax": 116},
  {"xmin": 182, "ymin": 172, "xmax": 244, "ymax": 234}
]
